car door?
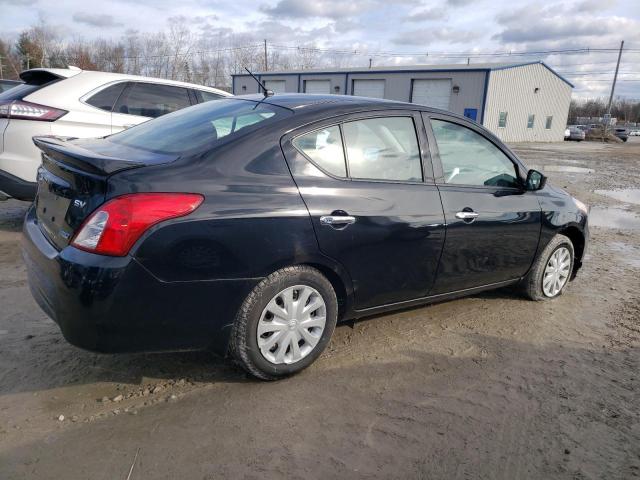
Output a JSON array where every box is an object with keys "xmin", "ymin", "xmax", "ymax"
[
  {"xmin": 424, "ymin": 113, "xmax": 541, "ymax": 294},
  {"xmin": 111, "ymin": 82, "xmax": 192, "ymax": 133},
  {"xmin": 282, "ymin": 111, "xmax": 446, "ymax": 310}
]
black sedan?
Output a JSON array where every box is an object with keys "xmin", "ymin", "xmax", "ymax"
[{"xmin": 22, "ymin": 94, "xmax": 589, "ymax": 380}]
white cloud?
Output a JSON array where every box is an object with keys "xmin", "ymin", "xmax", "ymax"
[
  {"xmin": 72, "ymin": 13, "xmax": 123, "ymax": 28},
  {"xmin": 0, "ymin": 0, "xmax": 637, "ymax": 98}
]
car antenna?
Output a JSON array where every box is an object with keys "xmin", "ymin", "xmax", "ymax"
[{"xmin": 245, "ymin": 67, "xmax": 273, "ymax": 98}]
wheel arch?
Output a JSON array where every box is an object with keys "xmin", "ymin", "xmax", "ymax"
[
  {"xmin": 302, "ymin": 261, "xmax": 352, "ymax": 320},
  {"xmin": 558, "ymin": 225, "xmax": 585, "ymax": 277}
]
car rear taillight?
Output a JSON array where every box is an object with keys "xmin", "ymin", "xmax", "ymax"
[
  {"xmin": 71, "ymin": 193, "xmax": 204, "ymax": 256},
  {"xmin": 0, "ymin": 100, "xmax": 67, "ymax": 121}
]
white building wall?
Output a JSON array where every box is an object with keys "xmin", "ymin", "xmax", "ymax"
[{"xmin": 483, "ymin": 63, "xmax": 572, "ymax": 142}]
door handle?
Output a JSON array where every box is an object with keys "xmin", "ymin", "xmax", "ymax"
[
  {"xmin": 320, "ymin": 215, "xmax": 356, "ymax": 226},
  {"xmin": 455, "ymin": 211, "xmax": 479, "ymax": 220}
]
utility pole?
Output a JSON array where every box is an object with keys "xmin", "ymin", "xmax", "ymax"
[
  {"xmin": 0, "ymin": 55, "xmax": 4, "ymax": 79},
  {"xmin": 607, "ymin": 40, "xmax": 624, "ymax": 114},
  {"xmin": 26, "ymin": 53, "xmax": 30, "ymax": 70},
  {"xmin": 263, "ymin": 39, "xmax": 268, "ymax": 72},
  {"xmin": 369, "ymin": 58, "xmax": 372, "ymax": 68}
]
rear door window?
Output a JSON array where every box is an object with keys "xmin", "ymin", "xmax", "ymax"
[
  {"xmin": 114, "ymin": 83, "xmax": 191, "ymax": 118},
  {"xmin": 293, "ymin": 126, "xmax": 346, "ymax": 177},
  {"xmin": 342, "ymin": 117, "xmax": 422, "ymax": 182},
  {"xmin": 85, "ymin": 83, "xmax": 126, "ymax": 112}
]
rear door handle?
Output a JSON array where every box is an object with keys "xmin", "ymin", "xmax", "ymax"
[
  {"xmin": 320, "ymin": 215, "xmax": 356, "ymax": 226},
  {"xmin": 455, "ymin": 211, "xmax": 479, "ymax": 220}
]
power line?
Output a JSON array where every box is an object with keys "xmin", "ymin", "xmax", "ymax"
[
  {"xmin": 558, "ymin": 71, "xmax": 640, "ymax": 75},
  {"xmin": 268, "ymin": 44, "xmax": 640, "ymax": 59}
]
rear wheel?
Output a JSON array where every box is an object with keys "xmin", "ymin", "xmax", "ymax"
[
  {"xmin": 230, "ymin": 266, "xmax": 338, "ymax": 380},
  {"xmin": 521, "ymin": 234, "xmax": 574, "ymax": 301}
]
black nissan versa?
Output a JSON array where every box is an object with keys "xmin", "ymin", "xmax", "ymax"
[{"xmin": 22, "ymin": 94, "xmax": 589, "ymax": 380}]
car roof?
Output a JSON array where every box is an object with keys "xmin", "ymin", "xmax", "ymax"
[
  {"xmin": 20, "ymin": 68, "xmax": 231, "ymax": 96},
  {"xmin": 236, "ymin": 93, "xmax": 456, "ymax": 117}
]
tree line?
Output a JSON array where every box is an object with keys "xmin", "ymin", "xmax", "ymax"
[
  {"xmin": 568, "ymin": 98, "xmax": 640, "ymax": 124},
  {"xmin": 1, "ymin": 19, "xmax": 639, "ymax": 122},
  {"xmin": 0, "ymin": 19, "xmax": 326, "ymax": 89}
]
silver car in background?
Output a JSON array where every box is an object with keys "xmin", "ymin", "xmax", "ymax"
[{"xmin": 564, "ymin": 125, "xmax": 586, "ymax": 141}]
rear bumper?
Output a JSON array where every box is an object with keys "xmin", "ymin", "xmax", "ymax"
[
  {"xmin": 0, "ymin": 169, "xmax": 36, "ymax": 200},
  {"xmin": 22, "ymin": 206, "xmax": 259, "ymax": 354}
]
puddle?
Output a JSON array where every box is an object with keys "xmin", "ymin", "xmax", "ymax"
[
  {"xmin": 608, "ymin": 241, "xmax": 640, "ymax": 268},
  {"xmin": 541, "ymin": 165, "xmax": 594, "ymax": 174},
  {"xmin": 595, "ymin": 188, "xmax": 640, "ymax": 205},
  {"xmin": 589, "ymin": 207, "xmax": 640, "ymax": 230}
]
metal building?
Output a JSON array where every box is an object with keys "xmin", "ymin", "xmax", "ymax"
[{"xmin": 232, "ymin": 61, "xmax": 573, "ymax": 142}]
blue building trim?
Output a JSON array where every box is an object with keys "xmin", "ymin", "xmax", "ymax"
[{"xmin": 480, "ymin": 70, "xmax": 490, "ymax": 125}]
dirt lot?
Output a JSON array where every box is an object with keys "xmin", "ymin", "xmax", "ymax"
[{"xmin": 1, "ymin": 139, "xmax": 639, "ymax": 479}]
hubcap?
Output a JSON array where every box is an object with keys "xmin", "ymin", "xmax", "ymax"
[
  {"xmin": 542, "ymin": 247, "xmax": 571, "ymax": 297},
  {"xmin": 257, "ymin": 285, "xmax": 327, "ymax": 365}
]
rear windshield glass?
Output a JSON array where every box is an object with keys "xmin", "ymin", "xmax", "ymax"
[
  {"xmin": 107, "ymin": 99, "xmax": 289, "ymax": 154},
  {"xmin": 0, "ymin": 82, "xmax": 55, "ymax": 101}
]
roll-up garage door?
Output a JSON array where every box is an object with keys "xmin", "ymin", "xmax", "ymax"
[
  {"xmin": 352, "ymin": 79, "xmax": 385, "ymax": 99},
  {"xmin": 263, "ymin": 80, "xmax": 286, "ymax": 93},
  {"xmin": 411, "ymin": 79, "xmax": 452, "ymax": 110},
  {"xmin": 304, "ymin": 80, "xmax": 331, "ymax": 94}
]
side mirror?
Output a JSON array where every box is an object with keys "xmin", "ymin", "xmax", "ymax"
[{"xmin": 525, "ymin": 169, "xmax": 546, "ymax": 191}]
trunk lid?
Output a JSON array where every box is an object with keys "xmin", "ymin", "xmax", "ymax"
[{"xmin": 32, "ymin": 136, "xmax": 177, "ymax": 250}]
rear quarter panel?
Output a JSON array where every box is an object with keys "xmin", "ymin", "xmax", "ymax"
[{"xmin": 107, "ymin": 127, "xmax": 341, "ymax": 285}]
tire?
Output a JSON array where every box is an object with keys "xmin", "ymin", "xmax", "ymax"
[
  {"xmin": 521, "ymin": 234, "xmax": 574, "ymax": 301},
  {"xmin": 230, "ymin": 266, "xmax": 338, "ymax": 380}
]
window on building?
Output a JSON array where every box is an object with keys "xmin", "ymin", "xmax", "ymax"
[
  {"xmin": 293, "ymin": 126, "xmax": 347, "ymax": 177},
  {"xmin": 342, "ymin": 117, "xmax": 422, "ymax": 182},
  {"xmin": 498, "ymin": 112, "xmax": 508, "ymax": 128},
  {"xmin": 545, "ymin": 116, "xmax": 553, "ymax": 129},
  {"xmin": 527, "ymin": 114, "xmax": 535, "ymax": 129},
  {"xmin": 431, "ymin": 119, "xmax": 519, "ymax": 189}
]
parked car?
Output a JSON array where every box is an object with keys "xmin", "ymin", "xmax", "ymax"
[
  {"xmin": 0, "ymin": 79, "xmax": 22, "ymax": 93},
  {"xmin": 564, "ymin": 125, "xmax": 586, "ymax": 141},
  {"xmin": 629, "ymin": 130, "xmax": 640, "ymax": 136},
  {"xmin": 22, "ymin": 94, "xmax": 589, "ymax": 380},
  {"xmin": 0, "ymin": 68, "xmax": 231, "ymax": 201},
  {"xmin": 613, "ymin": 127, "xmax": 628, "ymax": 142}
]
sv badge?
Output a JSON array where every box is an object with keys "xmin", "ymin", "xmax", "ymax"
[{"xmin": 73, "ymin": 199, "xmax": 87, "ymax": 208}]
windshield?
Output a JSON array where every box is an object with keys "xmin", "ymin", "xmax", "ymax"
[{"xmin": 108, "ymin": 99, "xmax": 289, "ymax": 154}]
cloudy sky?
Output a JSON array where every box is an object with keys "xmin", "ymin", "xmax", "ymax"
[{"xmin": 1, "ymin": 0, "xmax": 639, "ymax": 98}]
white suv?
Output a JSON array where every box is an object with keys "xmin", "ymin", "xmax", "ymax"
[{"xmin": 0, "ymin": 68, "xmax": 231, "ymax": 200}]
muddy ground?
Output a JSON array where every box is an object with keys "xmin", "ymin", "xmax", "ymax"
[{"xmin": 1, "ymin": 139, "xmax": 639, "ymax": 479}]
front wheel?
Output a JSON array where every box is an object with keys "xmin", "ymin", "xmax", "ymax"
[
  {"xmin": 230, "ymin": 266, "xmax": 338, "ymax": 380},
  {"xmin": 521, "ymin": 234, "xmax": 574, "ymax": 301}
]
